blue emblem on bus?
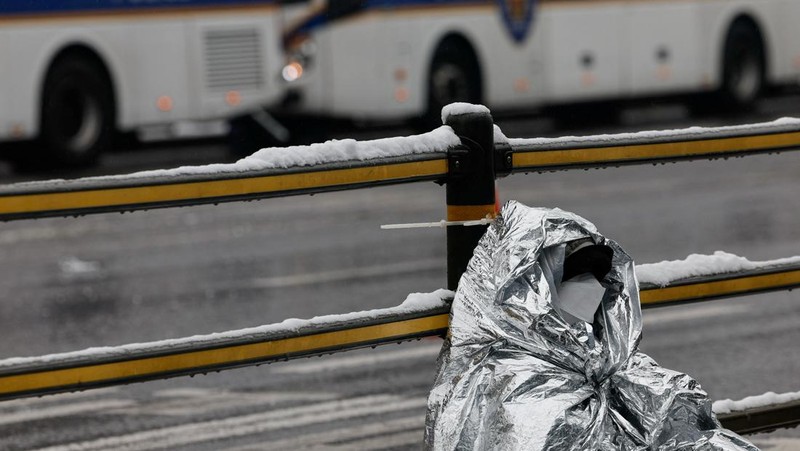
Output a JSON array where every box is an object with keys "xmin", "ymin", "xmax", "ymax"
[{"xmin": 498, "ymin": 0, "xmax": 536, "ymax": 44}]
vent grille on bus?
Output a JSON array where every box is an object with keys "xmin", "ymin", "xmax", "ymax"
[{"xmin": 204, "ymin": 29, "xmax": 264, "ymax": 92}]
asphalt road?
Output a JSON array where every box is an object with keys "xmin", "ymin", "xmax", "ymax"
[{"xmin": 1, "ymin": 100, "xmax": 799, "ymax": 449}]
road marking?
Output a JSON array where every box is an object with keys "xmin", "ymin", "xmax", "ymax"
[
  {"xmin": 273, "ymin": 343, "xmax": 441, "ymax": 375},
  {"xmin": 0, "ymin": 399, "xmax": 133, "ymax": 426},
  {"xmin": 0, "ymin": 387, "xmax": 119, "ymax": 409},
  {"xmin": 324, "ymin": 429, "xmax": 423, "ymax": 450},
  {"xmin": 235, "ymin": 415, "xmax": 425, "ymax": 450},
  {"xmin": 35, "ymin": 394, "xmax": 426, "ymax": 451},
  {"xmin": 642, "ymin": 302, "xmax": 752, "ymax": 327},
  {"xmin": 108, "ymin": 388, "xmax": 336, "ymax": 417},
  {"xmin": 0, "ymin": 223, "xmax": 102, "ymax": 244},
  {"xmin": 250, "ymin": 259, "xmax": 442, "ymax": 288}
]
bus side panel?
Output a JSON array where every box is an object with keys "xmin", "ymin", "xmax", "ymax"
[
  {"xmin": 298, "ymin": 25, "xmax": 335, "ymax": 115},
  {"xmin": 188, "ymin": 12, "xmax": 285, "ymax": 119},
  {"xmin": 0, "ymin": 30, "xmax": 8, "ymax": 140},
  {"xmin": 626, "ymin": 2, "xmax": 703, "ymax": 96},
  {"xmin": 0, "ymin": 27, "xmax": 37, "ymax": 141},
  {"xmin": 0, "ymin": 25, "xmax": 125, "ymax": 140},
  {"xmin": 321, "ymin": 5, "xmax": 549, "ymax": 120},
  {"xmin": 107, "ymin": 21, "xmax": 192, "ymax": 127},
  {"xmin": 468, "ymin": 6, "xmax": 548, "ymax": 110},
  {"xmin": 1, "ymin": 8, "xmax": 286, "ymax": 144},
  {"xmin": 0, "ymin": 26, "xmax": 64, "ymax": 141},
  {"xmin": 541, "ymin": 3, "xmax": 625, "ymax": 103},
  {"xmin": 0, "ymin": 21, "xmax": 188, "ymax": 136},
  {"xmin": 319, "ymin": 9, "xmax": 448, "ymax": 121},
  {"xmin": 766, "ymin": 0, "xmax": 800, "ymax": 84},
  {"xmin": 326, "ymin": 15, "xmax": 391, "ymax": 120}
]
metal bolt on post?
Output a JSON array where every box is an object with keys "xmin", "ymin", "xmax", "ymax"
[{"xmin": 444, "ymin": 107, "xmax": 497, "ymax": 290}]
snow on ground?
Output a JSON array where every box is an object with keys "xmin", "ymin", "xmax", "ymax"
[
  {"xmin": 636, "ymin": 251, "xmax": 800, "ymax": 287},
  {"xmin": 58, "ymin": 257, "xmax": 101, "ymax": 276}
]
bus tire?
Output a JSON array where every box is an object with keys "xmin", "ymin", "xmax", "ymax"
[
  {"xmin": 38, "ymin": 56, "xmax": 115, "ymax": 168},
  {"xmin": 421, "ymin": 39, "xmax": 481, "ymax": 129},
  {"xmin": 719, "ymin": 20, "xmax": 765, "ymax": 110}
]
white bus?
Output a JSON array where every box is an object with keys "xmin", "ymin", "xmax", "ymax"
[
  {"xmin": 280, "ymin": 0, "xmax": 800, "ymax": 126},
  {"xmin": 0, "ymin": 0, "xmax": 292, "ymax": 168}
]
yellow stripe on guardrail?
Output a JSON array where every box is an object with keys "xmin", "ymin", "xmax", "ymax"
[
  {"xmin": 446, "ymin": 204, "xmax": 497, "ymax": 221},
  {"xmin": 0, "ymin": 159, "xmax": 448, "ymax": 220},
  {"xmin": 513, "ymin": 130, "xmax": 800, "ymax": 170},
  {"xmin": 640, "ymin": 268, "xmax": 800, "ymax": 306}
]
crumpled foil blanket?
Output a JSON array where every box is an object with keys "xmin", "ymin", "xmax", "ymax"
[{"xmin": 425, "ymin": 201, "xmax": 757, "ymax": 451}]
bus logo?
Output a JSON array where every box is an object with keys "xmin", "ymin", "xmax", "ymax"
[{"xmin": 498, "ymin": 0, "xmax": 536, "ymax": 44}]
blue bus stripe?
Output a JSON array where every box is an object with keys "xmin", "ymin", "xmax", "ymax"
[{"xmin": 0, "ymin": 0, "xmax": 277, "ymax": 16}]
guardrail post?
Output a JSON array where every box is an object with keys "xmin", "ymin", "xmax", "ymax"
[{"xmin": 445, "ymin": 108, "xmax": 497, "ymax": 290}]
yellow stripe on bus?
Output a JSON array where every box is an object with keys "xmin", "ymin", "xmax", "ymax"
[
  {"xmin": 640, "ymin": 269, "xmax": 800, "ymax": 305},
  {"xmin": 0, "ymin": 314, "xmax": 450, "ymax": 397},
  {"xmin": 0, "ymin": 159, "xmax": 447, "ymax": 217},
  {"xmin": 513, "ymin": 131, "xmax": 800, "ymax": 169}
]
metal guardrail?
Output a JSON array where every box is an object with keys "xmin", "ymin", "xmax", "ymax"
[
  {"xmin": 0, "ymin": 154, "xmax": 447, "ymax": 220},
  {"xmin": 0, "ymin": 298, "xmax": 452, "ymax": 401},
  {"xmin": 508, "ymin": 120, "xmax": 800, "ymax": 172},
  {"xmin": 3, "ymin": 119, "xmax": 800, "ymax": 221},
  {"xmin": 639, "ymin": 262, "xmax": 800, "ymax": 306},
  {"xmin": 1, "ymin": 106, "xmax": 798, "ymax": 435},
  {"xmin": 718, "ymin": 399, "xmax": 800, "ymax": 435},
  {"xmin": 0, "ymin": 260, "xmax": 797, "ymax": 402}
]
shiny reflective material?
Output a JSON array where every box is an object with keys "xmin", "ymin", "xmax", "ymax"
[{"xmin": 425, "ymin": 202, "xmax": 756, "ymax": 450}]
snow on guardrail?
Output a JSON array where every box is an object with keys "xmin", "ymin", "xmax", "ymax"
[
  {"xmin": 506, "ymin": 116, "xmax": 800, "ymax": 172},
  {"xmin": 10, "ymin": 126, "xmax": 459, "ymax": 189},
  {"xmin": 506, "ymin": 117, "xmax": 800, "ymax": 149},
  {"xmin": 0, "ymin": 127, "xmax": 458, "ymax": 220},
  {"xmin": 0, "ymin": 289, "xmax": 453, "ymax": 372},
  {"xmin": 637, "ymin": 251, "xmax": 800, "ymax": 287},
  {"xmin": 714, "ymin": 391, "xmax": 800, "ymax": 415}
]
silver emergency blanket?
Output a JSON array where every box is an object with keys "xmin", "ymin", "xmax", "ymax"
[{"xmin": 425, "ymin": 202, "xmax": 756, "ymax": 450}]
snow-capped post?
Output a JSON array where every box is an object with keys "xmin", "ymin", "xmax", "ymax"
[{"xmin": 443, "ymin": 104, "xmax": 497, "ymax": 290}]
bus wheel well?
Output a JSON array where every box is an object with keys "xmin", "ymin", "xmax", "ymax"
[
  {"xmin": 431, "ymin": 34, "xmax": 483, "ymax": 100},
  {"xmin": 45, "ymin": 45, "xmax": 117, "ymax": 122},
  {"xmin": 33, "ymin": 44, "xmax": 117, "ymax": 168},
  {"xmin": 717, "ymin": 14, "xmax": 767, "ymax": 109},
  {"xmin": 421, "ymin": 34, "xmax": 483, "ymax": 128},
  {"xmin": 727, "ymin": 15, "xmax": 767, "ymax": 68}
]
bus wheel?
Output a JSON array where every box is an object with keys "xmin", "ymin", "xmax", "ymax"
[
  {"xmin": 38, "ymin": 57, "xmax": 114, "ymax": 168},
  {"xmin": 422, "ymin": 41, "xmax": 481, "ymax": 129},
  {"xmin": 719, "ymin": 20, "xmax": 764, "ymax": 110}
]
